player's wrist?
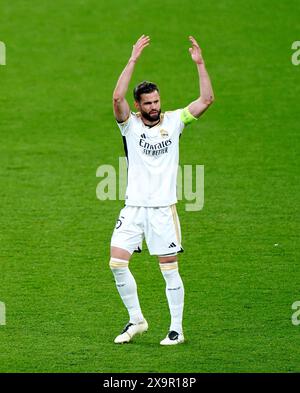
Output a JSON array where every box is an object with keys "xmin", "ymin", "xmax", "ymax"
[
  {"xmin": 129, "ymin": 57, "xmax": 137, "ymax": 64},
  {"xmin": 195, "ymin": 59, "xmax": 205, "ymax": 65}
]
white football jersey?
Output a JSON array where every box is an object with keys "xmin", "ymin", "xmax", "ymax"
[{"xmin": 117, "ymin": 109, "xmax": 185, "ymax": 207}]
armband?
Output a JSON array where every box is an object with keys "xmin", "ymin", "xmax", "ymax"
[{"xmin": 180, "ymin": 107, "xmax": 197, "ymax": 126}]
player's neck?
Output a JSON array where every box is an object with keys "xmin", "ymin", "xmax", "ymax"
[{"xmin": 141, "ymin": 117, "xmax": 161, "ymax": 128}]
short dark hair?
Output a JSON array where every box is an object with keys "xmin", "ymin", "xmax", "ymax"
[{"xmin": 133, "ymin": 81, "xmax": 159, "ymax": 102}]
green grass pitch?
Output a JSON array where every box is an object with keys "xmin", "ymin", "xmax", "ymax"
[{"xmin": 0, "ymin": 0, "xmax": 299, "ymax": 372}]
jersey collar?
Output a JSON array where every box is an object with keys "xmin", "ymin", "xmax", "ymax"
[{"xmin": 137, "ymin": 112, "xmax": 164, "ymax": 128}]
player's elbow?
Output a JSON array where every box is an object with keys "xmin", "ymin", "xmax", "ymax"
[
  {"xmin": 201, "ymin": 95, "xmax": 215, "ymax": 106},
  {"xmin": 113, "ymin": 95, "xmax": 121, "ymax": 103},
  {"xmin": 208, "ymin": 95, "xmax": 215, "ymax": 105},
  {"xmin": 113, "ymin": 91, "xmax": 125, "ymax": 103}
]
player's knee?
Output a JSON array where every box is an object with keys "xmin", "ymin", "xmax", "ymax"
[
  {"xmin": 158, "ymin": 254, "xmax": 178, "ymax": 263},
  {"xmin": 109, "ymin": 247, "xmax": 130, "ymax": 271},
  {"xmin": 110, "ymin": 246, "xmax": 131, "ymax": 260}
]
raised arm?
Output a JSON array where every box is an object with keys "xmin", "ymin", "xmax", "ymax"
[
  {"xmin": 113, "ymin": 35, "xmax": 150, "ymax": 122},
  {"xmin": 187, "ymin": 36, "xmax": 214, "ymax": 118}
]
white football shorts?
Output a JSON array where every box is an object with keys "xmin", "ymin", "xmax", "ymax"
[{"xmin": 110, "ymin": 204, "xmax": 183, "ymax": 256}]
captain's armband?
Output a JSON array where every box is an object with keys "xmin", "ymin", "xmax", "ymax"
[{"xmin": 180, "ymin": 107, "xmax": 198, "ymax": 126}]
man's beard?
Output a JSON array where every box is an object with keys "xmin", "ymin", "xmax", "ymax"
[{"xmin": 141, "ymin": 109, "xmax": 161, "ymax": 122}]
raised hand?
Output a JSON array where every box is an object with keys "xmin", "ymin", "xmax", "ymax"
[
  {"xmin": 130, "ymin": 35, "xmax": 150, "ymax": 62},
  {"xmin": 188, "ymin": 36, "xmax": 204, "ymax": 64}
]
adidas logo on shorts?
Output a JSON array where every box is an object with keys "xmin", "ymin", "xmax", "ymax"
[{"xmin": 168, "ymin": 242, "xmax": 176, "ymax": 248}]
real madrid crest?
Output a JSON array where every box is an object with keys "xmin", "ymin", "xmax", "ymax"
[{"xmin": 160, "ymin": 129, "xmax": 169, "ymax": 138}]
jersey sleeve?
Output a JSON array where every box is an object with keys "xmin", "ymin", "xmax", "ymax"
[
  {"xmin": 171, "ymin": 109, "xmax": 189, "ymax": 136},
  {"xmin": 116, "ymin": 112, "xmax": 133, "ymax": 136},
  {"xmin": 166, "ymin": 109, "xmax": 185, "ymax": 136}
]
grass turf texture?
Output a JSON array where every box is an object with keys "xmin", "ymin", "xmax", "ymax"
[{"xmin": 0, "ymin": 0, "xmax": 299, "ymax": 373}]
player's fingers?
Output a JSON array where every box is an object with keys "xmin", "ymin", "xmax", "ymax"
[
  {"xmin": 135, "ymin": 42, "xmax": 150, "ymax": 56},
  {"xmin": 142, "ymin": 37, "xmax": 150, "ymax": 44},
  {"xmin": 189, "ymin": 36, "xmax": 199, "ymax": 47},
  {"xmin": 138, "ymin": 43, "xmax": 150, "ymax": 54},
  {"xmin": 135, "ymin": 35, "xmax": 144, "ymax": 43},
  {"xmin": 135, "ymin": 34, "xmax": 146, "ymax": 45},
  {"xmin": 137, "ymin": 38, "xmax": 150, "ymax": 50},
  {"xmin": 136, "ymin": 36, "xmax": 150, "ymax": 47},
  {"xmin": 142, "ymin": 36, "xmax": 150, "ymax": 44},
  {"xmin": 138, "ymin": 34, "xmax": 149, "ymax": 42}
]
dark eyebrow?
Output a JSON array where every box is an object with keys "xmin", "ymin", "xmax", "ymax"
[{"xmin": 143, "ymin": 100, "xmax": 159, "ymax": 104}]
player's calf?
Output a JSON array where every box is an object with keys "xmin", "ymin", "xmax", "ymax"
[{"xmin": 109, "ymin": 257, "xmax": 146, "ymax": 342}]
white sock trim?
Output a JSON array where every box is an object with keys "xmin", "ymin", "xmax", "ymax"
[
  {"xmin": 159, "ymin": 261, "xmax": 178, "ymax": 271},
  {"xmin": 109, "ymin": 257, "xmax": 129, "ymax": 268}
]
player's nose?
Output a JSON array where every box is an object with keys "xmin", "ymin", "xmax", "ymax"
[{"xmin": 150, "ymin": 103, "xmax": 158, "ymax": 111}]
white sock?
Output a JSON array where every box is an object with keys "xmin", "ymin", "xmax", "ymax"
[
  {"xmin": 110, "ymin": 258, "xmax": 144, "ymax": 324},
  {"xmin": 160, "ymin": 261, "xmax": 184, "ymax": 334}
]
